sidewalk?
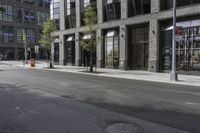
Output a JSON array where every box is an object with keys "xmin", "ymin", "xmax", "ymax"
[{"xmin": 19, "ymin": 61, "xmax": 200, "ymax": 87}]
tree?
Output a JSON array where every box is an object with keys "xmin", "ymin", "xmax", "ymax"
[
  {"xmin": 38, "ymin": 19, "xmax": 56, "ymax": 68},
  {"xmin": 193, "ymin": 52, "xmax": 200, "ymax": 63},
  {"xmin": 80, "ymin": 6, "xmax": 97, "ymax": 72}
]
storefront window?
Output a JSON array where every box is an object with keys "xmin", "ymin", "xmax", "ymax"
[
  {"xmin": 66, "ymin": 35, "xmax": 75, "ymax": 65},
  {"xmin": 80, "ymin": 33, "xmax": 96, "ymax": 66},
  {"xmin": 160, "ymin": 19, "xmax": 200, "ymax": 71},
  {"xmin": 128, "ymin": 0, "xmax": 150, "ymax": 17},
  {"xmin": 105, "ymin": 30, "xmax": 119, "ymax": 68}
]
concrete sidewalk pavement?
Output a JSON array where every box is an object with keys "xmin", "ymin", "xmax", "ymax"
[
  {"xmin": 51, "ymin": 65, "xmax": 200, "ymax": 87},
  {"xmin": 3, "ymin": 60, "xmax": 200, "ymax": 87}
]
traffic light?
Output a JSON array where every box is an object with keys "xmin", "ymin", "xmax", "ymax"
[{"xmin": 22, "ymin": 35, "xmax": 26, "ymax": 42}]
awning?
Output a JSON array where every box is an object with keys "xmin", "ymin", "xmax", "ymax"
[
  {"xmin": 166, "ymin": 19, "xmax": 200, "ymax": 30},
  {"xmin": 106, "ymin": 31, "xmax": 117, "ymax": 37},
  {"xmin": 83, "ymin": 34, "xmax": 92, "ymax": 40},
  {"xmin": 67, "ymin": 36, "xmax": 74, "ymax": 41}
]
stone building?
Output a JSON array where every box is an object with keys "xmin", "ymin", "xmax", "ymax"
[
  {"xmin": 51, "ymin": 0, "xmax": 200, "ymax": 72},
  {"xmin": 0, "ymin": 0, "xmax": 50, "ymax": 60}
]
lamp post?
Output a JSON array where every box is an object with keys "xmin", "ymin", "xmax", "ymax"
[{"xmin": 170, "ymin": 0, "xmax": 178, "ymax": 81}]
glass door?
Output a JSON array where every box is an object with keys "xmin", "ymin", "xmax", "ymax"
[{"xmin": 130, "ymin": 26, "xmax": 149, "ymax": 70}]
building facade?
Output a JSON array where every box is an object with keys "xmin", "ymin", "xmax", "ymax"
[
  {"xmin": 51, "ymin": 0, "xmax": 200, "ymax": 72},
  {"xmin": 0, "ymin": 0, "xmax": 50, "ymax": 60}
]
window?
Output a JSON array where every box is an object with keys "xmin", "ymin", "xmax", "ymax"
[
  {"xmin": 160, "ymin": 19, "xmax": 200, "ymax": 71},
  {"xmin": 50, "ymin": 0, "xmax": 60, "ymax": 30},
  {"xmin": 161, "ymin": 0, "xmax": 200, "ymax": 10},
  {"xmin": 65, "ymin": 0, "xmax": 75, "ymax": 15},
  {"xmin": 17, "ymin": 0, "xmax": 34, "ymax": 4},
  {"xmin": 26, "ymin": 29, "xmax": 35, "ymax": 43},
  {"xmin": 38, "ymin": 0, "xmax": 50, "ymax": 8},
  {"xmin": 128, "ymin": 0, "xmax": 150, "ymax": 17},
  {"xmin": 0, "ymin": 26, "xmax": 14, "ymax": 43},
  {"xmin": 0, "ymin": 4, "xmax": 13, "ymax": 21},
  {"xmin": 103, "ymin": 0, "xmax": 120, "ymax": 21},
  {"xmin": 24, "ymin": 9, "xmax": 35, "ymax": 23},
  {"xmin": 37, "ymin": 12, "xmax": 49, "ymax": 26},
  {"xmin": 17, "ymin": 28, "xmax": 35, "ymax": 43},
  {"xmin": 50, "ymin": 0, "xmax": 60, "ymax": 20},
  {"xmin": 65, "ymin": 0, "xmax": 76, "ymax": 29},
  {"xmin": 81, "ymin": 0, "xmax": 96, "ymax": 11},
  {"xmin": 80, "ymin": 0, "xmax": 97, "ymax": 26},
  {"xmin": 24, "ymin": 0, "xmax": 34, "ymax": 4}
]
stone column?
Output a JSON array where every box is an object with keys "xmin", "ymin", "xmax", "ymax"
[
  {"xmin": 96, "ymin": 29, "xmax": 103, "ymax": 68},
  {"xmin": 121, "ymin": 0, "xmax": 128, "ymax": 19},
  {"xmin": 119, "ymin": 25, "xmax": 128, "ymax": 70},
  {"xmin": 76, "ymin": 0, "xmax": 81, "ymax": 27},
  {"xmin": 60, "ymin": 0, "xmax": 65, "ymax": 30},
  {"xmin": 59, "ymin": 35, "xmax": 65, "ymax": 65},
  {"xmin": 151, "ymin": 0, "xmax": 160, "ymax": 13},
  {"xmin": 148, "ymin": 19, "xmax": 159, "ymax": 72},
  {"xmin": 75, "ymin": 32, "xmax": 81, "ymax": 66},
  {"xmin": 97, "ymin": 0, "xmax": 103, "ymax": 24}
]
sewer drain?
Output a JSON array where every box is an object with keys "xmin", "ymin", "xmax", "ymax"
[{"xmin": 105, "ymin": 123, "xmax": 139, "ymax": 133}]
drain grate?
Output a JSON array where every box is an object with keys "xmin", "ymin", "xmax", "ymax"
[{"xmin": 105, "ymin": 123, "xmax": 139, "ymax": 133}]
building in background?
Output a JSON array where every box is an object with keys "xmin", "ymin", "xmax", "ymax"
[
  {"xmin": 51, "ymin": 0, "xmax": 200, "ymax": 73},
  {"xmin": 0, "ymin": 0, "xmax": 50, "ymax": 60}
]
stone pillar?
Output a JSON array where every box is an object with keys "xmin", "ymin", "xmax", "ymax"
[
  {"xmin": 97, "ymin": 0, "xmax": 103, "ymax": 24},
  {"xmin": 96, "ymin": 29, "xmax": 103, "ymax": 68},
  {"xmin": 60, "ymin": 0, "xmax": 65, "ymax": 30},
  {"xmin": 76, "ymin": 0, "xmax": 81, "ymax": 27},
  {"xmin": 148, "ymin": 19, "xmax": 159, "ymax": 72},
  {"xmin": 75, "ymin": 32, "xmax": 81, "ymax": 66},
  {"xmin": 121, "ymin": 0, "xmax": 128, "ymax": 19},
  {"xmin": 59, "ymin": 35, "xmax": 65, "ymax": 65},
  {"xmin": 119, "ymin": 25, "xmax": 128, "ymax": 70},
  {"xmin": 151, "ymin": 0, "xmax": 160, "ymax": 13}
]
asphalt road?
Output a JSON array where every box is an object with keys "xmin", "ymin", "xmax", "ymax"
[{"xmin": 0, "ymin": 68, "xmax": 200, "ymax": 133}]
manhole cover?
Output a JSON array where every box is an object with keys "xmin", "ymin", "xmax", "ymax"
[{"xmin": 105, "ymin": 123, "xmax": 139, "ymax": 133}]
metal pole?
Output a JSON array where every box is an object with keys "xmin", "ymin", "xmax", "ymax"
[
  {"xmin": 24, "ymin": 43, "xmax": 27, "ymax": 65},
  {"xmin": 170, "ymin": 0, "xmax": 178, "ymax": 81}
]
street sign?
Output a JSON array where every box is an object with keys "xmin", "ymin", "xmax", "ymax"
[{"xmin": 34, "ymin": 45, "xmax": 39, "ymax": 54}]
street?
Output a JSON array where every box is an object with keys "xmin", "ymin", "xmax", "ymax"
[{"xmin": 0, "ymin": 65, "xmax": 200, "ymax": 133}]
